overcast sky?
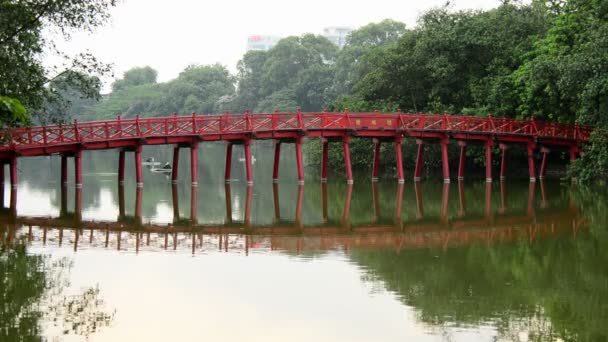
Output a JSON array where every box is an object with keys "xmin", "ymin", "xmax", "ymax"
[{"xmin": 46, "ymin": 0, "xmax": 504, "ymax": 90}]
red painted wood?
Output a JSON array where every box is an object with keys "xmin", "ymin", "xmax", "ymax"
[
  {"xmin": 224, "ymin": 143, "xmax": 232, "ymax": 183},
  {"xmin": 321, "ymin": 139, "xmax": 328, "ymax": 182},
  {"xmin": 458, "ymin": 143, "xmax": 466, "ymax": 180},
  {"xmin": 295, "ymin": 137, "xmax": 304, "ymax": 185},
  {"xmin": 485, "ymin": 140, "xmax": 494, "ymax": 183},
  {"xmin": 9, "ymin": 158, "xmax": 17, "ymax": 188},
  {"xmin": 343, "ymin": 137, "xmax": 353, "ymax": 184},
  {"xmin": 244, "ymin": 140, "xmax": 253, "ymax": 185},
  {"xmin": 61, "ymin": 155, "xmax": 68, "ymax": 186},
  {"xmin": 441, "ymin": 138, "xmax": 450, "ymax": 183},
  {"xmin": 190, "ymin": 143, "xmax": 198, "ymax": 186},
  {"xmin": 500, "ymin": 144, "xmax": 507, "ymax": 179},
  {"xmin": 540, "ymin": 151, "xmax": 548, "ymax": 179},
  {"xmin": 171, "ymin": 147, "xmax": 179, "ymax": 183},
  {"xmin": 527, "ymin": 143, "xmax": 536, "ymax": 182},
  {"xmin": 134, "ymin": 146, "xmax": 143, "ymax": 187},
  {"xmin": 190, "ymin": 185, "xmax": 198, "ymax": 223},
  {"xmin": 414, "ymin": 141, "xmax": 424, "ymax": 181},
  {"xmin": 394, "ymin": 138, "xmax": 404, "ymax": 183},
  {"xmin": 118, "ymin": 150, "xmax": 125, "ymax": 185},
  {"xmin": 74, "ymin": 150, "xmax": 82, "ymax": 188},
  {"xmin": 272, "ymin": 140, "xmax": 281, "ymax": 182},
  {"xmin": 372, "ymin": 139, "xmax": 381, "ymax": 181}
]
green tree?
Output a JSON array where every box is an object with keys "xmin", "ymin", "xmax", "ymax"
[{"xmin": 111, "ymin": 66, "xmax": 158, "ymax": 92}]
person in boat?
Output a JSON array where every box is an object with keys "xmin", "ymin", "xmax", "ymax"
[{"xmin": 162, "ymin": 162, "xmax": 171, "ymax": 170}]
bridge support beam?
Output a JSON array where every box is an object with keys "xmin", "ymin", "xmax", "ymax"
[
  {"xmin": 414, "ymin": 140, "xmax": 424, "ymax": 182},
  {"xmin": 61, "ymin": 155, "xmax": 68, "ymax": 186},
  {"xmin": 457, "ymin": 141, "xmax": 466, "ymax": 181},
  {"xmin": 485, "ymin": 140, "xmax": 494, "ymax": 183},
  {"xmin": 224, "ymin": 142, "xmax": 232, "ymax": 183},
  {"xmin": 395, "ymin": 137, "xmax": 404, "ymax": 183},
  {"xmin": 295, "ymin": 136, "xmax": 304, "ymax": 185},
  {"xmin": 499, "ymin": 144, "xmax": 508, "ymax": 180},
  {"xmin": 74, "ymin": 150, "xmax": 82, "ymax": 188},
  {"xmin": 343, "ymin": 136, "xmax": 353, "ymax": 184},
  {"xmin": 321, "ymin": 138, "xmax": 328, "ymax": 183},
  {"xmin": 569, "ymin": 147, "xmax": 579, "ymax": 164},
  {"xmin": 539, "ymin": 147, "xmax": 549, "ymax": 180},
  {"xmin": 272, "ymin": 140, "xmax": 281, "ymax": 183},
  {"xmin": 134, "ymin": 145, "xmax": 143, "ymax": 187},
  {"xmin": 118, "ymin": 150, "xmax": 125, "ymax": 186},
  {"xmin": 225, "ymin": 183, "xmax": 232, "ymax": 224},
  {"xmin": 190, "ymin": 142, "xmax": 198, "ymax": 187},
  {"xmin": 190, "ymin": 185, "xmax": 198, "ymax": 224},
  {"xmin": 244, "ymin": 139, "xmax": 253, "ymax": 186},
  {"xmin": 527, "ymin": 143, "xmax": 536, "ymax": 182},
  {"xmin": 372, "ymin": 138, "xmax": 381, "ymax": 182},
  {"xmin": 441, "ymin": 138, "xmax": 450, "ymax": 183},
  {"xmin": 171, "ymin": 147, "xmax": 179, "ymax": 184},
  {"xmin": 9, "ymin": 157, "xmax": 17, "ymax": 189},
  {"xmin": 0, "ymin": 163, "xmax": 4, "ymax": 189}
]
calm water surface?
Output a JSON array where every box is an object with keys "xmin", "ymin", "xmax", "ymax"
[{"xmin": 1, "ymin": 144, "xmax": 607, "ymax": 341}]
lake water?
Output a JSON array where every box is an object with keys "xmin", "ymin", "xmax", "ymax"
[{"xmin": 1, "ymin": 144, "xmax": 607, "ymax": 341}]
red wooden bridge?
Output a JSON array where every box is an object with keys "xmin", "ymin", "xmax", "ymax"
[{"xmin": 0, "ymin": 112, "xmax": 591, "ymax": 188}]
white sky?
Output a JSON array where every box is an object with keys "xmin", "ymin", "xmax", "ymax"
[{"xmin": 46, "ymin": 0, "xmax": 503, "ymax": 90}]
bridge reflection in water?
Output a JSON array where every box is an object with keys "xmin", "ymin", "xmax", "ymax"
[{"xmin": 0, "ymin": 179, "xmax": 584, "ymax": 255}]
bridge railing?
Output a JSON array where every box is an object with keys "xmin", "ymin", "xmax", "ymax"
[{"xmin": 0, "ymin": 112, "xmax": 592, "ymax": 149}]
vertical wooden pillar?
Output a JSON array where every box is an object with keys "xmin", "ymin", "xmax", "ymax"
[
  {"xmin": 0, "ymin": 162, "xmax": 4, "ymax": 188},
  {"xmin": 441, "ymin": 138, "xmax": 450, "ymax": 183},
  {"xmin": 321, "ymin": 182, "xmax": 328, "ymax": 224},
  {"xmin": 539, "ymin": 147, "xmax": 549, "ymax": 180},
  {"xmin": 190, "ymin": 185, "xmax": 198, "ymax": 224},
  {"xmin": 484, "ymin": 182, "xmax": 492, "ymax": 220},
  {"xmin": 295, "ymin": 185, "xmax": 304, "ymax": 228},
  {"xmin": 60, "ymin": 183, "xmax": 68, "ymax": 217},
  {"xmin": 414, "ymin": 181, "xmax": 424, "ymax": 219},
  {"xmin": 499, "ymin": 143, "xmax": 508, "ymax": 180},
  {"xmin": 441, "ymin": 183, "xmax": 450, "ymax": 224},
  {"xmin": 321, "ymin": 138, "xmax": 329, "ymax": 183},
  {"xmin": 499, "ymin": 179, "xmax": 507, "ymax": 214},
  {"xmin": 135, "ymin": 187, "xmax": 143, "ymax": 224},
  {"xmin": 272, "ymin": 140, "xmax": 281, "ymax": 183},
  {"xmin": 172, "ymin": 184, "xmax": 179, "ymax": 222},
  {"xmin": 395, "ymin": 137, "xmax": 404, "ymax": 184},
  {"xmin": 61, "ymin": 155, "xmax": 68, "ymax": 186},
  {"xmin": 485, "ymin": 140, "xmax": 494, "ymax": 183},
  {"xmin": 74, "ymin": 150, "xmax": 82, "ymax": 188},
  {"xmin": 458, "ymin": 179, "xmax": 466, "ymax": 217},
  {"xmin": 342, "ymin": 136, "xmax": 353, "ymax": 184},
  {"xmin": 224, "ymin": 142, "xmax": 232, "ymax": 183},
  {"xmin": 244, "ymin": 139, "xmax": 253, "ymax": 186},
  {"xmin": 372, "ymin": 138, "xmax": 381, "ymax": 182},
  {"xmin": 224, "ymin": 183, "xmax": 232, "ymax": 224},
  {"xmin": 171, "ymin": 146, "xmax": 179, "ymax": 184},
  {"xmin": 569, "ymin": 147, "xmax": 578, "ymax": 164},
  {"xmin": 190, "ymin": 143, "xmax": 198, "ymax": 187},
  {"xmin": 118, "ymin": 182, "xmax": 125, "ymax": 219},
  {"xmin": 244, "ymin": 185, "xmax": 252, "ymax": 226},
  {"xmin": 75, "ymin": 187, "xmax": 82, "ymax": 223},
  {"xmin": 295, "ymin": 136, "xmax": 304, "ymax": 185},
  {"xmin": 414, "ymin": 140, "xmax": 424, "ymax": 181},
  {"xmin": 527, "ymin": 143, "xmax": 536, "ymax": 182},
  {"xmin": 9, "ymin": 157, "xmax": 17, "ymax": 189},
  {"xmin": 134, "ymin": 145, "xmax": 143, "ymax": 187},
  {"xmin": 118, "ymin": 150, "xmax": 125, "ymax": 185},
  {"xmin": 394, "ymin": 183, "xmax": 404, "ymax": 227},
  {"xmin": 457, "ymin": 141, "xmax": 466, "ymax": 181}
]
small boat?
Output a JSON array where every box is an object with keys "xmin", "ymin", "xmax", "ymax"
[
  {"xmin": 150, "ymin": 162, "xmax": 172, "ymax": 173},
  {"xmin": 142, "ymin": 157, "xmax": 161, "ymax": 166}
]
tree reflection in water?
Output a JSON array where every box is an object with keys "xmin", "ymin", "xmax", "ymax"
[{"xmin": 0, "ymin": 239, "xmax": 114, "ymax": 340}]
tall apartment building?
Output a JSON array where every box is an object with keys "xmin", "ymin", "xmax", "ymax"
[{"xmin": 322, "ymin": 26, "xmax": 353, "ymax": 48}]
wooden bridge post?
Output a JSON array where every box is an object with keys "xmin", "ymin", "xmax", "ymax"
[
  {"xmin": 60, "ymin": 183, "xmax": 68, "ymax": 217},
  {"xmin": 244, "ymin": 139, "xmax": 253, "ymax": 186},
  {"xmin": 0, "ymin": 162, "xmax": 4, "ymax": 190},
  {"xmin": 295, "ymin": 136, "xmax": 304, "ymax": 185},
  {"xmin": 441, "ymin": 183, "xmax": 450, "ymax": 224},
  {"xmin": 190, "ymin": 185, "xmax": 198, "ymax": 224},
  {"xmin": 458, "ymin": 179, "xmax": 466, "ymax": 217},
  {"xmin": 118, "ymin": 150, "xmax": 125, "ymax": 186},
  {"xmin": 225, "ymin": 183, "xmax": 232, "ymax": 224},
  {"xmin": 499, "ymin": 143, "xmax": 508, "ymax": 180},
  {"xmin": 569, "ymin": 146, "xmax": 579, "ymax": 164},
  {"xmin": 61, "ymin": 155, "xmax": 68, "ymax": 186},
  {"xmin": 320, "ymin": 138, "xmax": 329, "ymax": 183},
  {"xmin": 441, "ymin": 138, "xmax": 450, "ymax": 183},
  {"xmin": 395, "ymin": 137, "xmax": 404, "ymax": 184},
  {"xmin": 190, "ymin": 142, "xmax": 198, "ymax": 187},
  {"xmin": 224, "ymin": 142, "xmax": 232, "ymax": 184},
  {"xmin": 171, "ymin": 146, "xmax": 179, "ymax": 184},
  {"xmin": 272, "ymin": 140, "xmax": 281, "ymax": 183},
  {"xmin": 415, "ymin": 181, "xmax": 424, "ymax": 219},
  {"xmin": 539, "ymin": 147, "xmax": 550, "ymax": 180},
  {"xmin": 118, "ymin": 182, "xmax": 125, "ymax": 219},
  {"xmin": 134, "ymin": 145, "xmax": 143, "ymax": 187},
  {"xmin": 458, "ymin": 141, "xmax": 466, "ymax": 181},
  {"xmin": 485, "ymin": 140, "xmax": 494, "ymax": 183},
  {"xmin": 394, "ymin": 183, "xmax": 404, "ymax": 228},
  {"xmin": 372, "ymin": 181, "xmax": 380, "ymax": 223},
  {"xmin": 135, "ymin": 187, "xmax": 143, "ymax": 225},
  {"xmin": 295, "ymin": 185, "xmax": 304, "ymax": 228},
  {"xmin": 321, "ymin": 182, "xmax": 328, "ymax": 224},
  {"xmin": 372, "ymin": 138, "xmax": 381, "ymax": 182},
  {"xmin": 74, "ymin": 150, "xmax": 82, "ymax": 188},
  {"xmin": 527, "ymin": 142, "xmax": 536, "ymax": 182},
  {"xmin": 499, "ymin": 179, "xmax": 507, "ymax": 214},
  {"xmin": 75, "ymin": 187, "xmax": 82, "ymax": 224},
  {"xmin": 172, "ymin": 184, "xmax": 179, "ymax": 222},
  {"xmin": 9, "ymin": 157, "xmax": 17, "ymax": 189},
  {"xmin": 485, "ymin": 182, "xmax": 492, "ymax": 220},
  {"xmin": 342, "ymin": 136, "xmax": 353, "ymax": 184},
  {"xmin": 342, "ymin": 184, "xmax": 353, "ymax": 228},
  {"xmin": 272, "ymin": 183, "xmax": 280, "ymax": 223},
  {"xmin": 245, "ymin": 184, "xmax": 253, "ymax": 226},
  {"xmin": 414, "ymin": 139, "xmax": 424, "ymax": 182}
]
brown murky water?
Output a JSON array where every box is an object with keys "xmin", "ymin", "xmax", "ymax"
[{"xmin": 1, "ymin": 145, "xmax": 606, "ymax": 341}]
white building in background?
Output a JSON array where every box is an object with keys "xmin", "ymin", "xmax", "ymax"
[
  {"xmin": 246, "ymin": 35, "xmax": 281, "ymax": 51},
  {"xmin": 322, "ymin": 26, "xmax": 353, "ymax": 48}
]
